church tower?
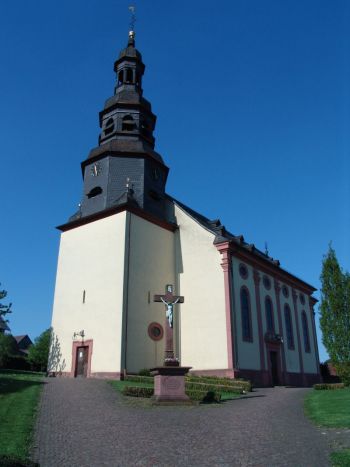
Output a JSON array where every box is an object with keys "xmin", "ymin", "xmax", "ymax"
[
  {"xmin": 51, "ymin": 30, "xmax": 177, "ymax": 379},
  {"xmin": 69, "ymin": 30, "xmax": 170, "ymax": 225}
]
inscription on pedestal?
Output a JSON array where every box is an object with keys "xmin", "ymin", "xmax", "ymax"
[{"xmin": 162, "ymin": 376, "xmax": 181, "ymax": 391}]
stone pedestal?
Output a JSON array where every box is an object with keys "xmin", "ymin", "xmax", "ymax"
[{"xmin": 150, "ymin": 366, "xmax": 192, "ymax": 404}]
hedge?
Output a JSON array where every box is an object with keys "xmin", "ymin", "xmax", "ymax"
[
  {"xmin": 122, "ymin": 386, "xmax": 222, "ymax": 402},
  {"xmin": 186, "ymin": 376, "xmax": 251, "ymax": 392},
  {"xmin": 124, "ymin": 375, "xmax": 154, "ymax": 384},
  {"xmin": 313, "ymin": 383, "xmax": 345, "ymax": 390},
  {"xmin": 186, "ymin": 390, "xmax": 221, "ymax": 402},
  {"xmin": 124, "ymin": 374, "xmax": 252, "ymax": 392},
  {"xmin": 122, "ymin": 386, "xmax": 154, "ymax": 398},
  {"xmin": 185, "ymin": 381, "xmax": 243, "ymax": 394}
]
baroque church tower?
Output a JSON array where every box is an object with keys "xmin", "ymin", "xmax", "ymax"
[
  {"xmin": 50, "ymin": 30, "xmax": 321, "ymax": 387},
  {"xmin": 68, "ymin": 30, "xmax": 170, "ymax": 225}
]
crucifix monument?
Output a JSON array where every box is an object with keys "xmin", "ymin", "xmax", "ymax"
[
  {"xmin": 154, "ymin": 284, "xmax": 184, "ymax": 366},
  {"xmin": 151, "ymin": 284, "xmax": 192, "ymax": 403}
]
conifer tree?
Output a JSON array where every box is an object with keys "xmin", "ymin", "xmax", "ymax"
[
  {"xmin": 320, "ymin": 245, "xmax": 350, "ymax": 385},
  {"xmin": 0, "ymin": 284, "xmax": 12, "ymax": 322}
]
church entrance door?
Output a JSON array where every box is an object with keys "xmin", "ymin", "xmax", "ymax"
[
  {"xmin": 75, "ymin": 346, "xmax": 88, "ymax": 377},
  {"xmin": 269, "ymin": 351, "xmax": 279, "ymax": 386}
]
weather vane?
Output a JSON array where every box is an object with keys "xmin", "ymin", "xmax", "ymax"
[{"xmin": 128, "ymin": 4, "xmax": 136, "ymax": 31}]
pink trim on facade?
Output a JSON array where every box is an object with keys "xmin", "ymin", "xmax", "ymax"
[
  {"xmin": 216, "ymin": 242, "xmax": 235, "ymax": 375},
  {"xmin": 71, "ymin": 339, "xmax": 93, "ymax": 378},
  {"xmin": 292, "ymin": 289, "xmax": 305, "ymax": 384},
  {"xmin": 274, "ymin": 280, "xmax": 287, "ymax": 384},
  {"xmin": 309, "ymin": 298, "xmax": 320, "ymax": 375},
  {"xmin": 253, "ymin": 270, "xmax": 266, "ymax": 376},
  {"xmin": 148, "ymin": 322, "xmax": 164, "ymax": 341}
]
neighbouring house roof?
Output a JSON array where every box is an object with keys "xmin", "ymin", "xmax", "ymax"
[{"xmin": 13, "ymin": 335, "xmax": 33, "ymax": 354}]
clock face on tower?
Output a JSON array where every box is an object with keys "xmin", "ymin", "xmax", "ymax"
[{"xmin": 91, "ymin": 162, "xmax": 102, "ymax": 177}]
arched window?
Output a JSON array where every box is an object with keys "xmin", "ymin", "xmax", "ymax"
[
  {"xmin": 284, "ymin": 305, "xmax": 294, "ymax": 349},
  {"xmin": 240, "ymin": 287, "xmax": 253, "ymax": 342},
  {"xmin": 126, "ymin": 68, "xmax": 133, "ymax": 83},
  {"xmin": 122, "ymin": 115, "xmax": 136, "ymax": 132},
  {"xmin": 302, "ymin": 311, "xmax": 311, "ymax": 353},
  {"xmin": 104, "ymin": 118, "xmax": 114, "ymax": 135},
  {"xmin": 265, "ymin": 297, "xmax": 274, "ymax": 332},
  {"xmin": 87, "ymin": 186, "xmax": 102, "ymax": 199}
]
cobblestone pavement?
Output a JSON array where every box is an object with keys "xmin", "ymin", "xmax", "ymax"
[{"xmin": 31, "ymin": 379, "xmax": 350, "ymax": 467}]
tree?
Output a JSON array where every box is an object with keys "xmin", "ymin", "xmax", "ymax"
[
  {"xmin": 28, "ymin": 328, "xmax": 51, "ymax": 372},
  {"xmin": 0, "ymin": 334, "xmax": 17, "ymax": 368},
  {"xmin": 0, "ymin": 284, "xmax": 12, "ymax": 324},
  {"xmin": 320, "ymin": 245, "xmax": 350, "ymax": 385}
]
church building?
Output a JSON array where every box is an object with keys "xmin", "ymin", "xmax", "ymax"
[{"xmin": 50, "ymin": 30, "xmax": 321, "ymax": 387}]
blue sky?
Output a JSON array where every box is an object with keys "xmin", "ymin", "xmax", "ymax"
[{"xmin": 1, "ymin": 0, "xmax": 349, "ymax": 363}]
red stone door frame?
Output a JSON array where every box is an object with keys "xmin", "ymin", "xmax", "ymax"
[
  {"xmin": 266, "ymin": 342, "xmax": 283, "ymax": 386},
  {"xmin": 71, "ymin": 339, "xmax": 93, "ymax": 378}
]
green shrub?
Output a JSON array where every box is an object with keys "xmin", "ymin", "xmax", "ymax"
[
  {"xmin": 313, "ymin": 383, "xmax": 345, "ymax": 390},
  {"xmin": 185, "ymin": 381, "xmax": 243, "ymax": 394},
  {"xmin": 124, "ymin": 374, "xmax": 154, "ymax": 384},
  {"xmin": 186, "ymin": 375, "xmax": 251, "ymax": 392},
  {"xmin": 122, "ymin": 386, "xmax": 154, "ymax": 398},
  {"xmin": 185, "ymin": 389, "xmax": 221, "ymax": 402},
  {"xmin": 334, "ymin": 362, "xmax": 350, "ymax": 386},
  {"xmin": 0, "ymin": 456, "xmax": 39, "ymax": 466},
  {"xmin": 138, "ymin": 368, "xmax": 151, "ymax": 377}
]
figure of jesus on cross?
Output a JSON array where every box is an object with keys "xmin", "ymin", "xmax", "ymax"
[{"xmin": 154, "ymin": 284, "xmax": 184, "ymax": 366}]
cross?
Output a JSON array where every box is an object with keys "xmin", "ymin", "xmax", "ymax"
[
  {"xmin": 128, "ymin": 5, "xmax": 136, "ymax": 31},
  {"xmin": 154, "ymin": 284, "xmax": 184, "ymax": 365}
]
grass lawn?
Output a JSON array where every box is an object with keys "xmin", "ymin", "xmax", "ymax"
[
  {"xmin": 304, "ymin": 388, "xmax": 350, "ymax": 428},
  {"xmin": 331, "ymin": 449, "xmax": 350, "ymax": 467},
  {"xmin": 305, "ymin": 388, "xmax": 350, "ymax": 466},
  {"xmin": 0, "ymin": 370, "xmax": 44, "ymax": 464}
]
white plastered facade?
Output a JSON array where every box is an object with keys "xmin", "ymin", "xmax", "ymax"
[{"xmin": 50, "ymin": 204, "xmax": 319, "ymax": 384}]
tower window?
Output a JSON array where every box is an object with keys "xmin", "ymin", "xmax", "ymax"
[
  {"xmin": 122, "ymin": 115, "xmax": 136, "ymax": 132},
  {"xmin": 118, "ymin": 70, "xmax": 123, "ymax": 85},
  {"xmin": 104, "ymin": 118, "xmax": 114, "ymax": 135},
  {"xmin": 126, "ymin": 68, "xmax": 133, "ymax": 83},
  {"xmin": 87, "ymin": 186, "xmax": 103, "ymax": 199}
]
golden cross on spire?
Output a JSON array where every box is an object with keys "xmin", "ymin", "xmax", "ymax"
[{"xmin": 128, "ymin": 4, "xmax": 136, "ymax": 32}]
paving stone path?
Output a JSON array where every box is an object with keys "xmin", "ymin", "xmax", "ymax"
[{"xmin": 32, "ymin": 379, "xmax": 350, "ymax": 467}]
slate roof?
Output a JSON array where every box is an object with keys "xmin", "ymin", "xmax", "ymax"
[{"xmin": 169, "ymin": 196, "xmax": 316, "ymax": 292}]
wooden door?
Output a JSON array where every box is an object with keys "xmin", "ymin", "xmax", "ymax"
[
  {"xmin": 75, "ymin": 346, "xmax": 88, "ymax": 377},
  {"xmin": 270, "ymin": 351, "xmax": 279, "ymax": 386}
]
